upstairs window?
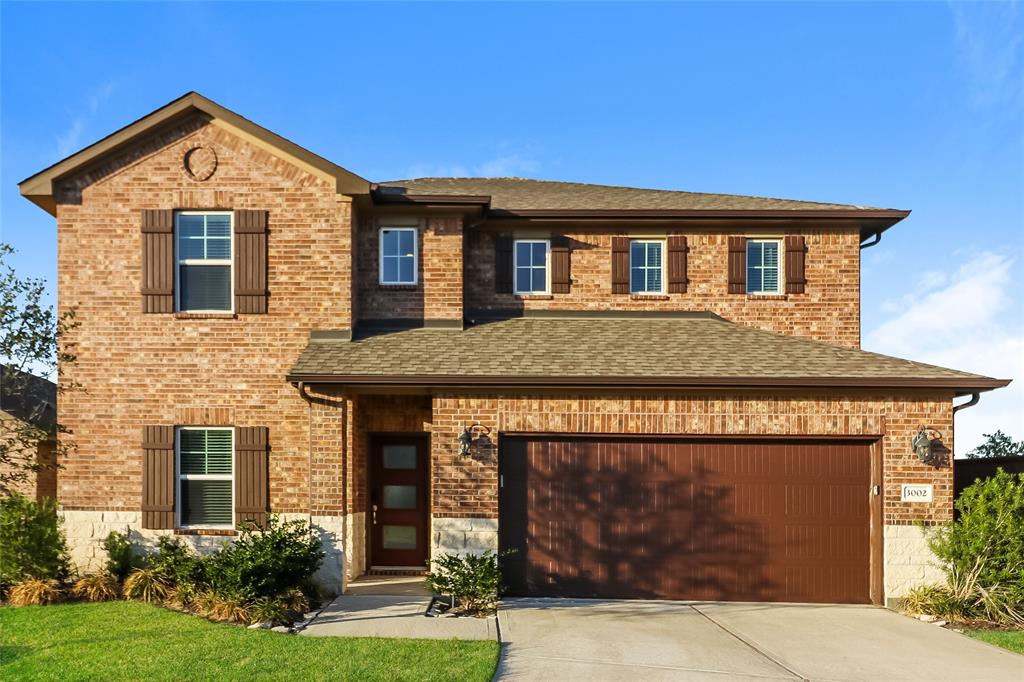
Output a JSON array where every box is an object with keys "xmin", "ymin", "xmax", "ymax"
[
  {"xmin": 379, "ymin": 227, "xmax": 418, "ymax": 285},
  {"xmin": 514, "ymin": 239, "xmax": 550, "ymax": 294},
  {"xmin": 746, "ymin": 239, "xmax": 781, "ymax": 294},
  {"xmin": 176, "ymin": 212, "xmax": 232, "ymax": 312},
  {"xmin": 177, "ymin": 427, "xmax": 233, "ymax": 528},
  {"xmin": 630, "ymin": 240, "xmax": 664, "ymax": 294}
]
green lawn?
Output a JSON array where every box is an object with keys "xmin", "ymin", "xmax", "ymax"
[
  {"xmin": 966, "ymin": 628, "xmax": 1024, "ymax": 655},
  {"xmin": 1, "ymin": 601, "xmax": 499, "ymax": 681}
]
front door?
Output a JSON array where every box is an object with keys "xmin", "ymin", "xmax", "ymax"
[{"xmin": 370, "ymin": 436, "xmax": 429, "ymax": 568}]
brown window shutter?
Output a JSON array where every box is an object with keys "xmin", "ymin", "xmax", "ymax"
[
  {"xmin": 234, "ymin": 210, "xmax": 268, "ymax": 314},
  {"xmin": 728, "ymin": 236, "xmax": 747, "ymax": 294},
  {"xmin": 667, "ymin": 236, "xmax": 689, "ymax": 293},
  {"xmin": 611, "ymin": 237, "xmax": 630, "ymax": 294},
  {"xmin": 495, "ymin": 236, "xmax": 514, "ymax": 294},
  {"xmin": 141, "ymin": 425, "xmax": 175, "ymax": 529},
  {"xmin": 141, "ymin": 210, "xmax": 175, "ymax": 313},
  {"xmin": 235, "ymin": 426, "xmax": 269, "ymax": 528},
  {"xmin": 785, "ymin": 235, "xmax": 807, "ymax": 294},
  {"xmin": 550, "ymin": 236, "xmax": 571, "ymax": 294}
]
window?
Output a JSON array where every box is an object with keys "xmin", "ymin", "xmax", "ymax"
[
  {"xmin": 630, "ymin": 240, "xmax": 664, "ymax": 294},
  {"xmin": 176, "ymin": 212, "xmax": 232, "ymax": 312},
  {"xmin": 177, "ymin": 427, "xmax": 233, "ymax": 528},
  {"xmin": 514, "ymin": 239, "xmax": 549, "ymax": 294},
  {"xmin": 379, "ymin": 227, "xmax": 417, "ymax": 285},
  {"xmin": 746, "ymin": 239, "xmax": 781, "ymax": 294}
]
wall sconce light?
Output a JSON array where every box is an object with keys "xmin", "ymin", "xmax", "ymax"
[
  {"xmin": 912, "ymin": 427, "xmax": 942, "ymax": 466},
  {"xmin": 458, "ymin": 423, "xmax": 491, "ymax": 456}
]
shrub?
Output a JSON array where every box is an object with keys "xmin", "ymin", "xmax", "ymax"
[
  {"xmin": 0, "ymin": 494, "xmax": 70, "ymax": 587},
  {"xmin": 123, "ymin": 568, "xmax": 170, "ymax": 603},
  {"xmin": 249, "ymin": 596, "xmax": 288, "ymax": 625},
  {"xmin": 8, "ymin": 578, "xmax": 62, "ymax": 606},
  {"xmin": 102, "ymin": 530, "xmax": 145, "ymax": 582},
  {"xmin": 72, "ymin": 573, "xmax": 120, "ymax": 602},
  {"xmin": 148, "ymin": 536, "xmax": 204, "ymax": 589},
  {"xmin": 907, "ymin": 470, "xmax": 1024, "ymax": 625},
  {"xmin": 202, "ymin": 516, "xmax": 323, "ymax": 602},
  {"xmin": 426, "ymin": 551, "xmax": 503, "ymax": 612}
]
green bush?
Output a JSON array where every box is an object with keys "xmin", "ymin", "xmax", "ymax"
[
  {"xmin": 148, "ymin": 536, "xmax": 204, "ymax": 590},
  {"xmin": 426, "ymin": 551, "xmax": 503, "ymax": 612},
  {"xmin": 0, "ymin": 493, "xmax": 70, "ymax": 587},
  {"xmin": 201, "ymin": 516, "xmax": 323, "ymax": 602},
  {"xmin": 102, "ymin": 530, "xmax": 145, "ymax": 582},
  {"xmin": 907, "ymin": 469, "xmax": 1024, "ymax": 625}
]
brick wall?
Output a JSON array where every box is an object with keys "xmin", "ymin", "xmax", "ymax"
[
  {"xmin": 465, "ymin": 229, "xmax": 861, "ymax": 347},
  {"xmin": 429, "ymin": 392, "xmax": 954, "ymax": 525},
  {"xmin": 355, "ymin": 215, "xmax": 463, "ymax": 323},
  {"xmin": 54, "ymin": 116, "xmax": 353, "ymax": 514}
]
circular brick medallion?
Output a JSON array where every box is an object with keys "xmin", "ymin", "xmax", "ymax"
[{"xmin": 183, "ymin": 146, "xmax": 217, "ymax": 181}]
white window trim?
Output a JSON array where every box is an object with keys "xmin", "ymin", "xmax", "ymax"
[
  {"xmin": 176, "ymin": 426, "xmax": 235, "ymax": 530},
  {"xmin": 174, "ymin": 210, "xmax": 234, "ymax": 313},
  {"xmin": 378, "ymin": 227, "xmax": 419, "ymax": 285},
  {"xmin": 629, "ymin": 239, "xmax": 666, "ymax": 295},
  {"xmin": 513, "ymin": 239, "xmax": 551, "ymax": 295},
  {"xmin": 746, "ymin": 238, "xmax": 784, "ymax": 295}
]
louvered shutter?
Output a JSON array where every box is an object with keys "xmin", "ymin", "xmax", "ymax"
[
  {"xmin": 234, "ymin": 210, "xmax": 268, "ymax": 313},
  {"xmin": 235, "ymin": 426, "xmax": 269, "ymax": 528},
  {"xmin": 141, "ymin": 425, "xmax": 175, "ymax": 529},
  {"xmin": 611, "ymin": 237, "xmax": 630, "ymax": 294},
  {"xmin": 495, "ymin": 236, "xmax": 514, "ymax": 293},
  {"xmin": 550, "ymin": 236, "xmax": 571, "ymax": 294},
  {"xmin": 785, "ymin": 235, "xmax": 807, "ymax": 294},
  {"xmin": 667, "ymin": 236, "xmax": 689, "ymax": 293},
  {"xmin": 141, "ymin": 210, "xmax": 175, "ymax": 313},
  {"xmin": 728, "ymin": 236, "xmax": 747, "ymax": 294}
]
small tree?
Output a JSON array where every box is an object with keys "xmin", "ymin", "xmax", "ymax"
[
  {"xmin": 965, "ymin": 430, "xmax": 1024, "ymax": 459},
  {"xmin": 0, "ymin": 243, "xmax": 77, "ymax": 493}
]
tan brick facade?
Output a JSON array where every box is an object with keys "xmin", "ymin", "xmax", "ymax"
[{"xmin": 466, "ymin": 229, "xmax": 861, "ymax": 346}]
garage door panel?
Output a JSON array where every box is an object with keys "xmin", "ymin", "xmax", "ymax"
[{"xmin": 500, "ymin": 437, "xmax": 873, "ymax": 604}]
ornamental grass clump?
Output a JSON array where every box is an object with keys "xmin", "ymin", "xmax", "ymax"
[
  {"xmin": 72, "ymin": 573, "xmax": 120, "ymax": 602},
  {"xmin": 8, "ymin": 578, "xmax": 62, "ymax": 606},
  {"xmin": 123, "ymin": 568, "xmax": 170, "ymax": 603}
]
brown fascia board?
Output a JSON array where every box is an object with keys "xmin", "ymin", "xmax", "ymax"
[
  {"xmin": 286, "ymin": 373, "xmax": 1010, "ymax": 395},
  {"xmin": 19, "ymin": 91, "xmax": 370, "ymax": 215}
]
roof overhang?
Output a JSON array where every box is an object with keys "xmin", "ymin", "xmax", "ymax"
[{"xmin": 19, "ymin": 92, "xmax": 370, "ymax": 215}]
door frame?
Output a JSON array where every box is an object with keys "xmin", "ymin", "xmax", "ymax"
[
  {"xmin": 366, "ymin": 432, "xmax": 431, "ymax": 569},
  {"xmin": 499, "ymin": 433, "xmax": 884, "ymax": 605}
]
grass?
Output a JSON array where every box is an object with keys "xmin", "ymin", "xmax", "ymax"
[
  {"xmin": 0, "ymin": 601, "xmax": 499, "ymax": 681},
  {"xmin": 965, "ymin": 628, "xmax": 1024, "ymax": 655}
]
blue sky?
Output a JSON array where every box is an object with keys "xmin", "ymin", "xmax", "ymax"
[{"xmin": 2, "ymin": 2, "xmax": 1022, "ymax": 453}]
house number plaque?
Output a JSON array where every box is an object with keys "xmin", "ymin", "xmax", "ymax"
[{"xmin": 900, "ymin": 483, "xmax": 933, "ymax": 502}]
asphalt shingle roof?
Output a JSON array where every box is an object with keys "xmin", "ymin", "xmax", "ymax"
[
  {"xmin": 375, "ymin": 177, "xmax": 890, "ymax": 213},
  {"xmin": 287, "ymin": 315, "xmax": 1001, "ymax": 390}
]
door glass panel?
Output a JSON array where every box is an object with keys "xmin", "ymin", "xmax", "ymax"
[
  {"xmin": 382, "ymin": 525, "xmax": 417, "ymax": 549},
  {"xmin": 383, "ymin": 485, "xmax": 416, "ymax": 509},
  {"xmin": 382, "ymin": 445, "xmax": 417, "ymax": 469}
]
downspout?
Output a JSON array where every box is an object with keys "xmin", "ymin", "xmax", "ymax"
[
  {"xmin": 953, "ymin": 392, "xmax": 981, "ymax": 415},
  {"xmin": 297, "ymin": 381, "xmax": 314, "ymax": 527},
  {"xmin": 859, "ymin": 231, "xmax": 883, "ymax": 250}
]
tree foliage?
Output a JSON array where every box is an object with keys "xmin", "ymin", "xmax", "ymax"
[
  {"xmin": 0, "ymin": 243, "xmax": 77, "ymax": 493},
  {"xmin": 965, "ymin": 430, "xmax": 1024, "ymax": 459}
]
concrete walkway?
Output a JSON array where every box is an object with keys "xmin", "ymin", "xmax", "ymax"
[
  {"xmin": 496, "ymin": 599, "xmax": 1024, "ymax": 681},
  {"xmin": 300, "ymin": 576, "xmax": 496, "ymax": 641}
]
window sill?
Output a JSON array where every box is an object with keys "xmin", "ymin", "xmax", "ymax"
[
  {"xmin": 630, "ymin": 294, "xmax": 670, "ymax": 301},
  {"xmin": 378, "ymin": 284, "xmax": 419, "ymax": 291},
  {"xmin": 745, "ymin": 293, "xmax": 788, "ymax": 301},
  {"xmin": 175, "ymin": 528, "xmax": 237, "ymax": 537},
  {"xmin": 514, "ymin": 294, "xmax": 554, "ymax": 300},
  {"xmin": 174, "ymin": 312, "xmax": 237, "ymax": 320}
]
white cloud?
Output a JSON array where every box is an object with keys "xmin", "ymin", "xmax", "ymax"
[
  {"xmin": 864, "ymin": 251, "xmax": 1024, "ymax": 455},
  {"xmin": 55, "ymin": 81, "xmax": 118, "ymax": 158}
]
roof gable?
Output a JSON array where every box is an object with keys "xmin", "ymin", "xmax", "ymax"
[{"xmin": 19, "ymin": 92, "xmax": 368, "ymax": 215}]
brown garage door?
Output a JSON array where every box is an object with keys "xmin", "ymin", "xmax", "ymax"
[{"xmin": 499, "ymin": 437, "xmax": 876, "ymax": 604}]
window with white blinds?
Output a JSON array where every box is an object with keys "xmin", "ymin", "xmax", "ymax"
[
  {"xmin": 177, "ymin": 427, "xmax": 233, "ymax": 528},
  {"xmin": 176, "ymin": 212, "xmax": 233, "ymax": 312},
  {"xmin": 630, "ymin": 240, "xmax": 664, "ymax": 294},
  {"xmin": 746, "ymin": 239, "xmax": 781, "ymax": 294}
]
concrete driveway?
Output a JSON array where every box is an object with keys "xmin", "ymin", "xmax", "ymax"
[{"xmin": 496, "ymin": 599, "xmax": 1023, "ymax": 681}]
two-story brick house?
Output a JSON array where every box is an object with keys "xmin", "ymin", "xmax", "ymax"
[{"xmin": 19, "ymin": 92, "xmax": 1008, "ymax": 605}]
